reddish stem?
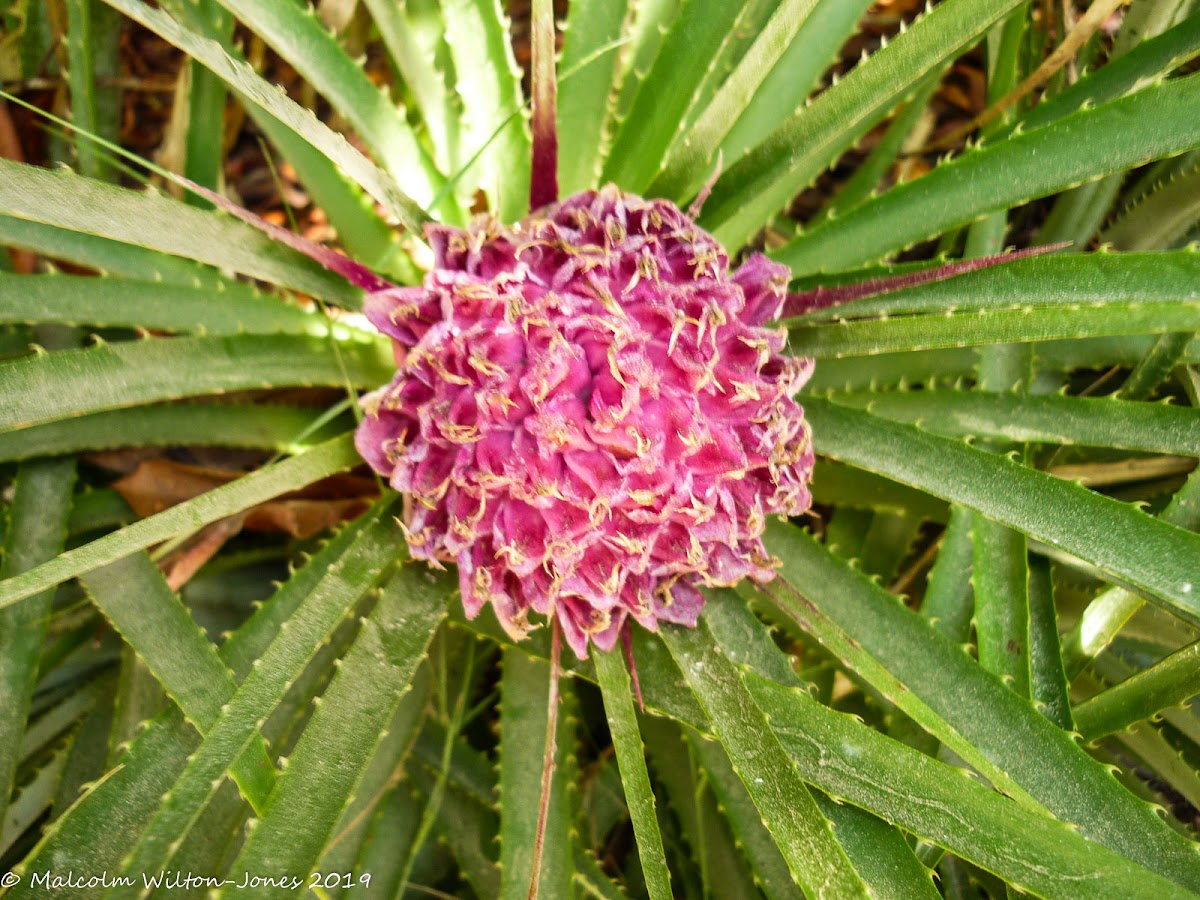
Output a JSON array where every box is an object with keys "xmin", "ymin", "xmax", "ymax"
[
  {"xmin": 782, "ymin": 243, "xmax": 1070, "ymax": 319},
  {"xmin": 527, "ymin": 612, "xmax": 562, "ymax": 900},
  {"xmin": 621, "ymin": 626, "xmax": 645, "ymax": 713},
  {"xmin": 529, "ymin": 0, "xmax": 558, "ymax": 212}
]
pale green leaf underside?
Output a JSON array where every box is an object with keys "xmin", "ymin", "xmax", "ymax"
[{"xmin": 0, "ymin": 159, "xmax": 358, "ymax": 304}]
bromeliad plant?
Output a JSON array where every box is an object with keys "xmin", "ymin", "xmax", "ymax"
[{"xmin": 2, "ymin": 0, "xmax": 1200, "ymax": 897}]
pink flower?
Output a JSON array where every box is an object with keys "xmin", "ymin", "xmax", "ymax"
[{"xmin": 356, "ymin": 186, "xmax": 814, "ymax": 658}]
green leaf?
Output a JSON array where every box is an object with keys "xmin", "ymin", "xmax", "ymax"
[
  {"xmin": 700, "ymin": 0, "xmax": 1026, "ymax": 249},
  {"xmin": 317, "ymin": 665, "xmax": 433, "ymax": 885},
  {"xmin": 498, "ymin": 648, "xmax": 573, "ymax": 900},
  {"xmin": 760, "ymin": 522, "xmax": 1200, "ymax": 890},
  {"xmin": 106, "ymin": 507, "xmax": 402, "ymax": 894},
  {"xmin": 919, "ymin": 506, "xmax": 976, "ymax": 643},
  {"xmin": 1013, "ymin": 11, "xmax": 1200, "ymax": 136},
  {"xmin": 775, "ymin": 72, "xmax": 1200, "ymax": 275},
  {"xmin": 810, "ymin": 460, "xmax": 949, "ymax": 523},
  {"xmin": 716, "ymin": 0, "xmax": 874, "ymax": 163},
  {"xmin": 0, "ymin": 272, "xmax": 321, "ymax": 335},
  {"xmin": 972, "ymin": 514, "xmax": 1032, "ymax": 696},
  {"xmin": 0, "ymin": 215, "xmax": 225, "ymax": 287},
  {"xmin": 649, "ymin": 0, "xmax": 822, "ymax": 201},
  {"xmin": 0, "ymin": 403, "xmax": 343, "ymax": 463},
  {"xmin": 0, "ymin": 433, "xmax": 362, "ymax": 612},
  {"xmin": 603, "ymin": 0, "xmax": 755, "ymax": 194},
  {"xmin": 224, "ymin": 561, "xmax": 450, "ymax": 896},
  {"xmin": 208, "ymin": 0, "xmax": 446, "ymax": 214},
  {"xmin": 1103, "ymin": 161, "xmax": 1200, "ymax": 251},
  {"xmin": 638, "ymin": 713, "xmax": 761, "ymax": 900},
  {"xmin": 815, "ymin": 67, "xmax": 946, "ymax": 223},
  {"xmin": 79, "ymin": 553, "xmax": 276, "ymax": 808},
  {"xmin": 804, "ymin": 397, "xmax": 1200, "ymax": 619},
  {"xmin": 608, "ymin": 0, "xmax": 680, "ymax": 130},
  {"xmin": 161, "ymin": 0, "xmax": 400, "ymax": 265},
  {"xmin": 441, "ymin": 0, "xmax": 531, "ymax": 221},
  {"xmin": 99, "ymin": 0, "xmax": 432, "ymax": 234},
  {"xmin": 793, "ymin": 250, "xmax": 1200, "ymax": 323},
  {"xmin": 594, "ymin": 646, "xmax": 672, "ymax": 900},
  {"xmin": 701, "ymin": 595, "xmax": 937, "ymax": 900},
  {"xmin": 1028, "ymin": 557, "xmax": 1074, "ymax": 731},
  {"xmin": 826, "ymin": 391, "xmax": 1200, "ymax": 457},
  {"xmin": 7, "ymin": 510, "xmax": 381, "ymax": 898},
  {"xmin": 556, "ymin": 0, "xmax": 630, "ymax": 195},
  {"xmin": 747, "ymin": 671, "xmax": 1196, "ymax": 900},
  {"xmin": 662, "ymin": 618, "xmax": 872, "ymax": 899},
  {"xmin": 1074, "ymin": 639, "xmax": 1200, "ymax": 740},
  {"xmin": 0, "ymin": 333, "xmax": 390, "ymax": 432},
  {"xmin": 681, "ymin": 732, "xmax": 804, "ymax": 900},
  {"xmin": 63, "ymin": 0, "xmax": 121, "ymax": 182},
  {"xmin": 789, "ymin": 301, "xmax": 1200, "ymax": 357},
  {"xmin": 0, "ymin": 459, "xmax": 76, "ymax": 830},
  {"xmin": 174, "ymin": 0, "xmax": 231, "ymax": 199},
  {"xmin": 0, "ymin": 160, "xmax": 359, "ymax": 304}
]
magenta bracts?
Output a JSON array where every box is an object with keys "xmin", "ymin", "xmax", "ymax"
[{"xmin": 356, "ymin": 187, "xmax": 814, "ymax": 657}]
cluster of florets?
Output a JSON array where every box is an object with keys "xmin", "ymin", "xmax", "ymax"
[{"xmin": 355, "ymin": 186, "xmax": 813, "ymax": 658}]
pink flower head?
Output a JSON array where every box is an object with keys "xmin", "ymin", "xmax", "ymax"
[{"xmin": 356, "ymin": 186, "xmax": 814, "ymax": 658}]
